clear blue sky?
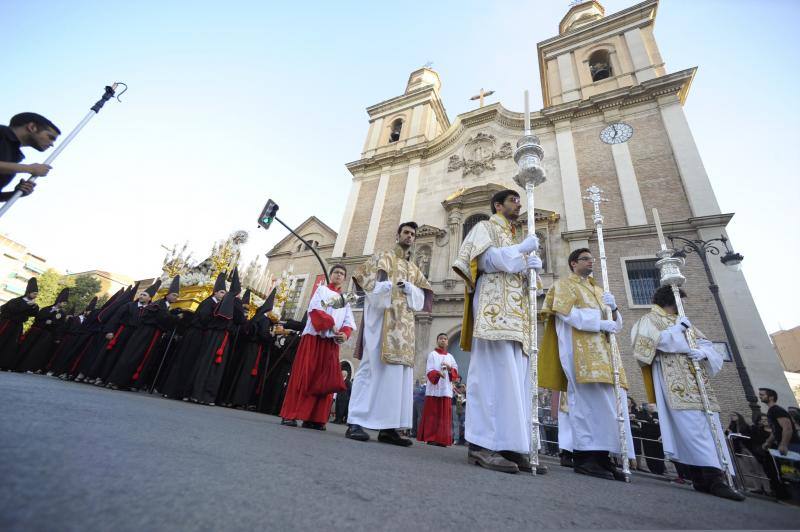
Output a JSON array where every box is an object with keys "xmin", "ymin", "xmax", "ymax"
[{"xmin": 3, "ymin": 1, "xmax": 798, "ymax": 333}]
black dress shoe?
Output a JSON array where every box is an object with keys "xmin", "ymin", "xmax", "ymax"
[
  {"xmin": 560, "ymin": 451, "xmax": 574, "ymax": 468},
  {"xmin": 710, "ymin": 482, "xmax": 746, "ymax": 501},
  {"xmin": 345, "ymin": 424, "xmax": 370, "ymax": 442},
  {"xmin": 281, "ymin": 419, "xmax": 298, "ymax": 427},
  {"xmin": 378, "ymin": 429, "xmax": 413, "ymax": 447},
  {"xmin": 499, "ymin": 451, "xmax": 548, "ymax": 474},
  {"xmin": 574, "ymin": 459, "xmax": 615, "ymax": 480},
  {"xmin": 301, "ymin": 421, "xmax": 325, "ymax": 430}
]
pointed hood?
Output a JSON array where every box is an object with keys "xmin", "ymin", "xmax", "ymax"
[
  {"xmin": 144, "ymin": 279, "xmax": 162, "ymax": 297},
  {"xmin": 229, "ymin": 268, "xmax": 241, "ymax": 296},
  {"xmin": 100, "ymin": 288, "xmax": 124, "ymax": 310},
  {"xmin": 213, "ymin": 271, "xmax": 227, "ymax": 292},
  {"xmin": 168, "ymin": 275, "xmax": 180, "ymax": 295},
  {"xmin": 85, "ymin": 296, "xmax": 98, "ymax": 313},
  {"xmin": 25, "ymin": 277, "xmax": 38, "ymax": 296},
  {"xmin": 241, "ymin": 288, "xmax": 251, "ymax": 305},
  {"xmin": 54, "ymin": 287, "xmax": 70, "ymax": 305},
  {"xmin": 214, "ymin": 291, "xmax": 236, "ymax": 320},
  {"xmin": 256, "ymin": 288, "xmax": 276, "ymax": 316},
  {"xmin": 129, "ymin": 281, "xmax": 141, "ymax": 301}
]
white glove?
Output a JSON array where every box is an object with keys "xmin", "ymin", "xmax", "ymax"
[
  {"xmin": 687, "ymin": 348, "xmax": 706, "ymax": 361},
  {"xmin": 400, "ymin": 281, "xmax": 414, "ymax": 295},
  {"xmin": 526, "ymin": 255, "xmax": 543, "ymax": 272},
  {"xmin": 517, "ymin": 234, "xmax": 540, "ymax": 254},
  {"xmin": 599, "ymin": 320, "xmax": 620, "ymax": 334},
  {"xmin": 677, "ymin": 316, "xmax": 692, "ymax": 329},
  {"xmin": 373, "ymin": 281, "xmax": 393, "ymax": 294},
  {"xmin": 602, "ymin": 292, "xmax": 617, "ymax": 310}
]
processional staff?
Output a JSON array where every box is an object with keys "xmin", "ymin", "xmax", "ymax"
[
  {"xmin": 651, "ymin": 209, "xmax": 734, "ymax": 487},
  {"xmin": 0, "ymin": 82, "xmax": 127, "ymax": 219},
  {"xmin": 583, "ymin": 185, "xmax": 631, "ymax": 482},
  {"xmin": 513, "ymin": 90, "xmax": 545, "ymax": 475}
]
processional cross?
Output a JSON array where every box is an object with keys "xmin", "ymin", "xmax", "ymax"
[{"xmin": 470, "ymin": 88, "xmax": 495, "ymax": 108}]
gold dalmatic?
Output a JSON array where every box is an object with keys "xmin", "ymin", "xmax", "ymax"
[
  {"xmin": 539, "ymin": 274, "xmax": 628, "ymax": 391},
  {"xmin": 453, "ymin": 214, "xmax": 536, "ymax": 355},
  {"xmin": 632, "ymin": 305, "xmax": 719, "ymax": 411},
  {"xmin": 353, "ymin": 245, "xmax": 433, "ymax": 367}
]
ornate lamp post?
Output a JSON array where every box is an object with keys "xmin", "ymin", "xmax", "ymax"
[{"xmin": 667, "ymin": 234, "xmax": 758, "ymax": 418}]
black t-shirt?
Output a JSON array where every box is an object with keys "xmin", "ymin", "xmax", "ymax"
[
  {"xmin": 767, "ymin": 405, "xmax": 800, "ymax": 446},
  {"xmin": 0, "ymin": 125, "xmax": 24, "ymax": 200}
]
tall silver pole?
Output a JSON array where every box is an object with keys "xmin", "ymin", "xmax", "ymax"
[
  {"xmin": 652, "ymin": 209, "xmax": 734, "ymax": 487},
  {"xmin": 583, "ymin": 185, "xmax": 631, "ymax": 482},
  {"xmin": 513, "ymin": 90, "xmax": 545, "ymax": 475},
  {"xmin": 0, "ymin": 83, "xmax": 123, "ymax": 220}
]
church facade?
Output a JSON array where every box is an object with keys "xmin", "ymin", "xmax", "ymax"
[{"xmin": 278, "ymin": 0, "xmax": 793, "ymax": 415}]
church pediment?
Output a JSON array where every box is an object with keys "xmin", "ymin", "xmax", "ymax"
[{"xmin": 267, "ymin": 216, "xmax": 338, "ymax": 256}]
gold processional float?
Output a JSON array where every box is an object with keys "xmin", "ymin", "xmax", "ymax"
[{"xmin": 153, "ymin": 230, "xmax": 295, "ymax": 323}]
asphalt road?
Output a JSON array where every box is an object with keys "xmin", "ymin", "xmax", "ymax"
[{"xmin": 1, "ymin": 372, "xmax": 797, "ymax": 531}]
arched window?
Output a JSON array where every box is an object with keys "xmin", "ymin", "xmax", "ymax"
[
  {"xmin": 389, "ymin": 119, "xmax": 403, "ymax": 143},
  {"xmin": 589, "ymin": 49, "xmax": 612, "ymax": 82},
  {"xmin": 462, "ymin": 213, "xmax": 490, "ymax": 241}
]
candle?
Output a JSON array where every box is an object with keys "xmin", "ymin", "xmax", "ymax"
[
  {"xmin": 652, "ymin": 208, "xmax": 667, "ymax": 250},
  {"xmin": 524, "ymin": 90, "xmax": 531, "ymax": 135}
]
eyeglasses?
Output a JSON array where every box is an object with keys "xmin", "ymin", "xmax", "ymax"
[{"xmin": 576, "ymin": 257, "xmax": 595, "ymax": 262}]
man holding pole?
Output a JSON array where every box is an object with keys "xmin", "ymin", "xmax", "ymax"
[
  {"xmin": 453, "ymin": 189, "xmax": 546, "ymax": 474},
  {"xmin": 540, "ymin": 247, "xmax": 635, "ymax": 481},
  {"xmin": 631, "ymin": 285, "xmax": 743, "ymax": 500},
  {"xmin": 0, "ymin": 113, "xmax": 60, "ymax": 201}
]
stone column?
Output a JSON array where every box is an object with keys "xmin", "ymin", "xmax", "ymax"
[
  {"xmin": 332, "ymin": 179, "xmax": 362, "ymax": 257},
  {"xmin": 415, "ymin": 313, "xmax": 433, "ymax": 380},
  {"xmin": 610, "ymin": 142, "xmax": 647, "ymax": 225},
  {"xmin": 363, "ymin": 169, "xmax": 391, "ymax": 256},
  {"xmin": 446, "ymin": 210, "xmax": 462, "ymax": 279}
]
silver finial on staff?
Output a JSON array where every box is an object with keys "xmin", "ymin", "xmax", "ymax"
[
  {"xmin": 651, "ymin": 208, "xmax": 734, "ymax": 487},
  {"xmin": 513, "ymin": 90, "xmax": 546, "ymax": 475},
  {"xmin": 583, "ymin": 185, "xmax": 632, "ymax": 482}
]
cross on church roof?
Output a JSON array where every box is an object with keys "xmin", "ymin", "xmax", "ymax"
[
  {"xmin": 423, "ymin": 61, "xmax": 434, "ymax": 69},
  {"xmin": 470, "ymin": 88, "xmax": 495, "ymax": 108}
]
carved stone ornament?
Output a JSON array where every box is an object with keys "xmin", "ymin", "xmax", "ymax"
[{"xmin": 447, "ymin": 132, "xmax": 513, "ymax": 177}]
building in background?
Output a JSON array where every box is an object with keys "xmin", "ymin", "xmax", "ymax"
[
  {"xmin": 64, "ymin": 270, "xmax": 135, "ymax": 299},
  {"xmin": 0, "ymin": 234, "xmax": 52, "ymax": 304},
  {"xmin": 772, "ymin": 326, "xmax": 800, "ymax": 373},
  {"xmin": 264, "ymin": 216, "xmax": 338, "ymax": 321}
]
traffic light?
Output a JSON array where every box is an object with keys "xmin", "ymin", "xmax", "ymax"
[{"xmin": 258, "ymin": 199, "xmax": 279, "ymax": 230}]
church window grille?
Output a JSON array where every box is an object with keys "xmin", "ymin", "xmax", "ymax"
[
  {"xmin": 389, "ymin": 119, "xmax": 403, "ymax": 143},
  {"xmin": 283, "ymin": 278, "xmax": 306, "ymax": 320},
  {"xmin": 625, "ymin": 259, "xmax": 660, "ymax": 305},
  {"xmin": 462, "ymin": 213, "xmax": 490, "ymax": 241},
  {"xmin": 589, "ymin": 49, "xmax": 612, "ymax": 82}
]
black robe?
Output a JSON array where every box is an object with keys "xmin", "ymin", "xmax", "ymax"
[
  {"xmin": 190, "ymin": 299, "xmax": 246, "ymax": 404},
  {"xmin": 73, "ymin": 313, "xmax": 114, "ymax": 379},
  {"xmin": 106, "ymin": 299, "xmax": 178, "ymax": 389},
  {"xmin": 0, "ymin": 296, "xmax": 39, "ymax": 370},
  {"xmin": 136, "ymin": 307, "xmax": 185, "ymax": 392},
  {"xmin": 16, "ymin": 306, "xmax": 67, "ymax": 372},
  {"xmin": 50, "ymin": 312, "xmax": 97, "ymax": 376},
  {"xmin": 161, "ymin": 297, "xmax": 216, "ymax": 400},
  {"xmin": 88, "ymin": 301, "xmax": 145, "ymax": 382},
  {"xmin": 226, "ymin": 314, "xmax": 272, "ymax": 408},
  {"xmin": 45, "ymin": 315, "xmax": 83, "ymax": 373},
  {"xmin": 257, "ymin": 315, "xmax": 306, "ymax": 415}
]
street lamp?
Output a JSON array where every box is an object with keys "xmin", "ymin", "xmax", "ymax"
[{"xmin": 667, "ymin": 234, "xmax": 759, "ymax": 418}]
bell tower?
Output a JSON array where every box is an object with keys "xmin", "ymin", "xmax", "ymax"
[
  {"xmin": 360, "ymin": 67, "xmax": 450, "ymax": 159},
  {"xmin": 538, "ymin": 0, "xmax": 667, "ymax": 107}
]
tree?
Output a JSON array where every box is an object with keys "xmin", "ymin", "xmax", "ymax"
[
  {"xmin": 23, "ymin": 269, "xmax": 73, "ymax": 332},
  {"xmin": 67, "ymin": 275, "xmax": 102, "ymax": 313}
]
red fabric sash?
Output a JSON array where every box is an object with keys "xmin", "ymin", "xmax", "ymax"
[
  {"xmin": 107, "ymin": 325, "xmax": 125, "ymax": 350},
  {"xmin": 0, "ymin": 320, "xmax": 10, "ymax": 337},
  {"xmin": 251, "ymin": 345, "xmax": 263, "ymax": 376},
  {"xmin": 18, "ymin": 326, "xmax": 40, "ymax": 344},
  {"xmin": 69, "ymin": 340, "xmax": 93, "ymax": 374},
  {"xmin": 132, "ymin": 330, "xmax": 162, "ymax": 381},
  {"xmin": 215, "ymin": 331, "xmax": 230, "ymax": 364}
]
